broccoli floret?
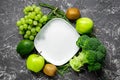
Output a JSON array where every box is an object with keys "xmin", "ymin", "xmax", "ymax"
[
  {"xmin": 76, "ymin": 35, "xmax": 90, "ymax": 48},
  {"xmin": 82, "ymin": 50, "xmax": 96, "ymax": 64},
  {"xmin": 83, "ymin": 38, "xmax": 101, "ymax": 51},
  {"xmin": 97, "ymin": 44, "xmax": 106, "ymax": 53},
  {"xmin": 95, "ymin": 51, "xmax": 106, "ymax": 63},
  {"xmin": 69, "ymin": 35, "xmax": 106, "ymax": 72},
  {"xmin": 88, "ymin": 63, "xmax": 101, "ymax": 71}
]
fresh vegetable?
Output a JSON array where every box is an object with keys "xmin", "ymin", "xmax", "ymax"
[
  {"xmin": 43, "ymin": 64, "xmax": 57, "ymax": 76},
  {"xmin": 66, "ymin": 7, "xmax": 80, "ymax": 20},
  {"xmin": 16, "ymin": 4, "xmax": 48, "ymax": 40},
  {"xmin": 26, "ymin": 54, "xmax": 45, "ymax": 73},
  {"xmin": 69, "ymin": 35, "xmax": 106, "ymax": 72},
  {"xmin": 57, "ymin": 63, "xmax": 70, "ymax": 76},
  {"xmin": 39, "ymin": 2, "xmax": 69, "ymax": 22},
  {"xmin": 16, "ymin": 40, "xmax": 34, "ymax": 56},
  {"xmin": 76, "ymin": 17, "xmax": 94, "ymax": 34}
]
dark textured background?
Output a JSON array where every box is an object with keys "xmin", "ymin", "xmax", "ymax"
[{"xmin": 0, "ymin": 0, "xmax": 120, "ymax": 80}]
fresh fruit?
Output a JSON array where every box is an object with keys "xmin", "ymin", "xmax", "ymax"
[
  {"xmin": 26, "ymin": 54, "xmax": 45, "ymax": 73},
  {"xmin": 16, "ymin": 4, "xmax": 48, "ymax": 40},
  {"xmin": 16, "ymin": 40, "xmax": 34, "ymax": 56},
  {"xmin": 76, "ymin": 17, "xmax": 94, "ymax": 34},
  {"xmin": 43, "ymin": 64, "xmax": 57, "ymax": 76},
  {"xmin": 66, "ymin": 7, "xmax": 80, "ymax": 20}
]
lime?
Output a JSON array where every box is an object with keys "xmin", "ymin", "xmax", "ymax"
[
  {"xmin": 16, "ymin": 39, "xmax": 34, "ymax": 55},
  {"xmin": 76, "ymin": 17, "xmax": 94, "ymax": 34},
  {"xmin": 26, "ymin": 54, "xmax": 45, "ymax": 73}
]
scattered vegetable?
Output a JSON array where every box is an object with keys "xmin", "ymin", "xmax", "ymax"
[
  {"xmin": 66, "ymin": 7, "xmax": 80, "ymax": 20},
  {"xmin": 26, "ymin": 54, "xmax": 45, "ymax": 73},
  {"xmin": 39, "ymin": 2, "xmax": 69, "ymax": 22},
  {"xmin": 76, "ymin": 17, "xmax": 94, "ymax": 34},
  {"xmin": 16, "ymin": 4, "xmax": 48, "ymax": 40},
  {"xmin": 16, "ymin": 39, "xmax": 34, "ymax": 56},
  {"xmin": 69, "ymin": 35, "xmax": 106, "ymax": 72},
  {"xmin": 43, "ymin": 64, "xmax": 57, "ymax": 76}
]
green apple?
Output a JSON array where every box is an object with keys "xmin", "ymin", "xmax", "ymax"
[
  {"xmin": 76, "ymin": 17, "xmax": 94, "ymax": 34},
  {"xmin": 26, "ymin": 54, "xmax": 45, "ymax": 73}
]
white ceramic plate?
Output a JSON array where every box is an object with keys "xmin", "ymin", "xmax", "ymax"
[{"xmin": 34, "ymin": 18, "xmax": 80, "ymax": 66}]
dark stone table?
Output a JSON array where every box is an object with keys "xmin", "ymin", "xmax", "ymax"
[{"xmin": 0, "ymin": 0, "xmax": 120, "ymax": 80}]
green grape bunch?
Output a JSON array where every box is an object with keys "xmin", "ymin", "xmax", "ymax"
[{"xmin": 16, "ymin": 4, "xmax": 48, "ymax": 40}]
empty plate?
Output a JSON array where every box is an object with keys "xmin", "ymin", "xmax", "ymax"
[{"xmin": 34, "ymin": 18, "xmax": 80, "ymax": 66}]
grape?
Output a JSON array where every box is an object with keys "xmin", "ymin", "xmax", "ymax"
[
  {"xmin": 35, "ymin": 26, "xmax": 40, "ymax": 32},
  {"xmin": 24, "ymin": 34, "xmax": 29, "ymax": 39},
  {"xmin": 23, "ymin": 24, "xmax": 28, "ymax": 30},
  {"xmin": 26, "ymin": 30, "xmax": 31, "ymax": 35},
  {"xmin": 34, "ymin": 16, "xmax": 39, "ymax": 20},
  {"xmin": 39, "ymin": 19, "xmax": 44, "ymax": 23},
  {"xmin": 16, "ymin": 20, "xmax": 22, "ymax": 26},
  {"xmin": 30, "ymin": 7, "xmax": 34, "ymax": 11},
  {"xmin": 25, "ymin": 6, "xmax": 32, "ymax": 12},
  {"xmin": 36, "ymin": 7, "xmax": 41, "ymax": 11},
  {"xmin": 24, "ymin": 16, "xmax": 29, "ymax": 20},
  {"xmin": 20, "ymin": 18, "xmax": 25, "ymax": 21},
  {"xmin": 19, "ymin": 31, "xmax": 25, "ymax": 35},
  {"xmin": 36, "ymin": 14, "xmax": 41, "ymax": 20},
  {"xmin": 33, "ymin": 21, "xmax": 38, "ymax": 25},
  {"xmin": 20, "ymin": 18, "xmax": 26, "ymax": 24},
  {"xmin": 26, "ymin": 19, "xmax": 33, "ymax": 24},
  {"xmin": 28, "ymin": 12, "xmax": 32, "ymax": 18},
  {"xmin": 31, "ymin": 28, "xmax": 36, "ymax": 33},
  {"xmin": 31, "ymin": 12, "xmax": 36, "ymax": 16},
  {"xmin": 19, "ymin": 25, "xmax": 24, "ymax": 31},
  {"xmin": 32, "ymin": 32, "xmax": 37, "ymax": 36},
  {"xmin": 23, "ymin": 8, "xmax": 27, "ymax": 13},
  {"xmin": 34, "ymin": 7, "xmax": 41, "ymax": 14},
  {"xmin": 28, "ymin": 12, "xmax": 36, "ymax": 19},
  {"xmin": 23, "ymin": 8, "xmax": 26, "ymax": 12},
  {"xmin": 42, "ymin": 15, "xmax": 48, "ymax": 22},
  {"xmin": 28, "ymin": 25, "xmax": 32, "ymax": 30},
  {"xmin": 24, "ymin": 6, "xmax": 28, "ymax": 11},
  {"xmin": 25, "ymin": 12, "xmax": 28, "ymax": 15},
  {"xmin": 37, "ymin": 23, "xmax": 42, "ymax": 27},
  {"xmin": 23, "ymin": 8, "xmax": 28, "ymax": 15},
  {"xmin": 31, "ymin": 12, "xmax": 36, "ymax": 19},
  {"xmin": 32, "ymin": 4, "xmax": 37, "ymax": 9},
  {"xmin": 17, "ymin": 4, "xmax": 48, "ymax": 41},
  {"xmin": 39, "ymin": 11, "xmax": 43, "ymax": 16},
  {"xmin": 34, "ymin": 14, "xmax": 41, "ymax": 20},
  {"xmin": 28, "ymin": 19, "xmax": 33, "ymax": 25},
  {"xmin": 29, "ymin": 35, "xmax": 34, "ymax": 40}
]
